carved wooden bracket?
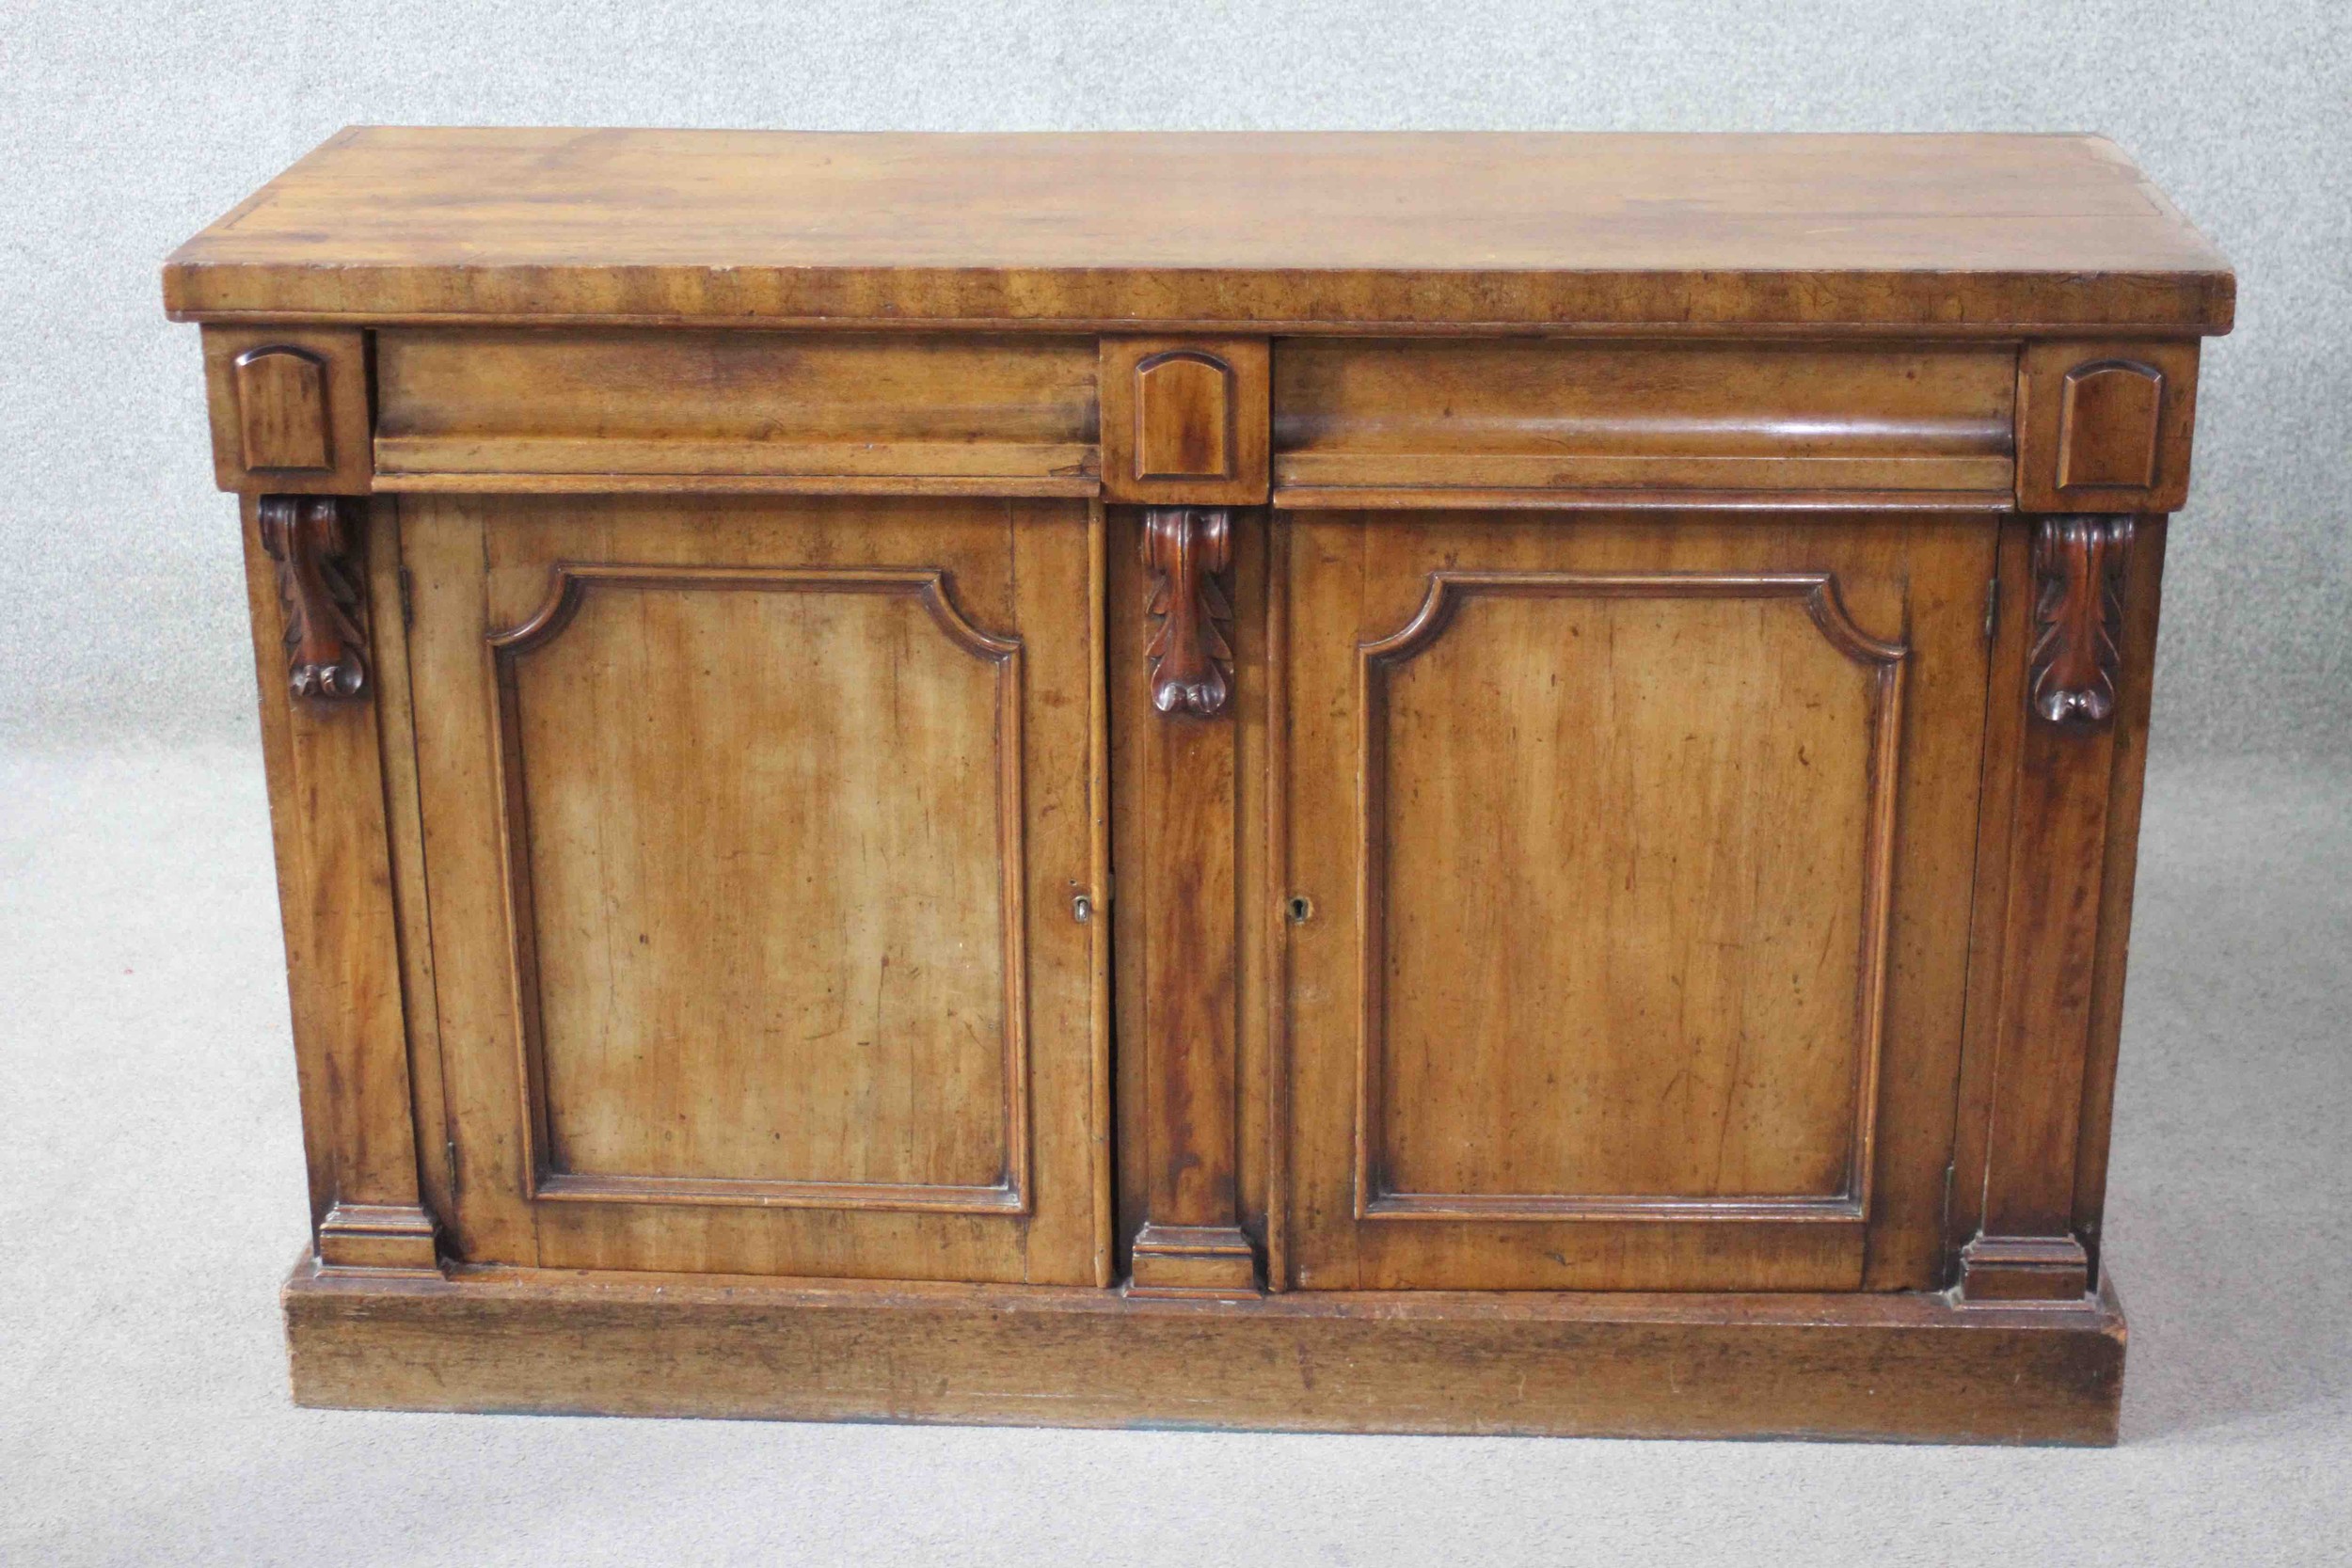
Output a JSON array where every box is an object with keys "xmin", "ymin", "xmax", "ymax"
[
  {"xmin": 1140, "ymin": 506, "xmax": 1235, "ymax": 719},
  {"xmin": 258, "ymin": 495, "xmax": 369, "ymax": 702},
  {"xmin": 2028, "ymin": 515, "xmax": 2132, "ymax": 729}
]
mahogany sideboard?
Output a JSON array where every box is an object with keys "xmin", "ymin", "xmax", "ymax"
[{"xmin": 165, "ymin": 129, "xmax": 2233, "ymax": 1443}]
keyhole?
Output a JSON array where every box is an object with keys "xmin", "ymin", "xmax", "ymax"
[{"xmin": 1287, "ymin": 895, "xmax": 1313, "ymax": 925}]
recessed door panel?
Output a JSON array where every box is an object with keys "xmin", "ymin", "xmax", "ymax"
[
  {"xmin": 498, "ymin": 563, "xmax": 1026, "ymax": 1212},
  {"xmin": 1279, "ymin": 512, "xmax": 1994, "ymax": 1291},
  {"xmin": 1363, "ymin": 572, "xmax": 1900, "ymax": 1220},
  {"xmin": 405, "ymin": 494, "xmax": 1104, "ymax": 1284}
]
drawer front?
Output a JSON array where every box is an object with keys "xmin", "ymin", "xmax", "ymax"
[
  {"xmin": 402, "ymin": 493, "xmax": 1106, "ymax": 1283},
  {"xmin": 1277, "ymin": 510, "xmax": 1994, "ymax": 1291},
  {"xmin": 373, "ymin": 328, "xmax": 1102, "ymax": 494},
  {"xmin": 1273, "ymin": 339, "xmax": 2018, "ymax": 507}
]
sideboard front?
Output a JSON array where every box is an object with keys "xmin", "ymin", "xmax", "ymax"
[{"xmin": 169, "ymin": 127, "xmax": 2232, "ymax": 1442}]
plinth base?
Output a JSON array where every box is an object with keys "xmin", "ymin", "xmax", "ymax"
[{"xmin": 283, "ymin": 1258, "xmax": 2126, "ymax": 1444}]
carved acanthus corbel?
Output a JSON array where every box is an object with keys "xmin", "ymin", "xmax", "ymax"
[
  {"xmin": 258, "ymin": 495, "xmax": 369, "ymax": 701},
  {"xmin": 1140, "ymin": 506, "xmax": 1234, "ymax": 719},
  {"xmin": 2027, "ymin": 515, "xmax": 2132, "ymax": 728}
]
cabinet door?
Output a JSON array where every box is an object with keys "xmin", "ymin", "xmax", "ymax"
[
  {"xmin": 1279, "ymin": 512, "xmax": 1994, "ymax": 1291},
  {"xmin": 402, "ymin": 494, "xmax": 1105, "ymax": 1284}
]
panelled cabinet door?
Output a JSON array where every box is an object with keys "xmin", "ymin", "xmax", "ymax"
[
  {"xmin": 402, "ymin": 494, "xmax": 1104, "ymax": 1284},
  {"xmin": 1278, "ymin": 512, "xmax": 1996, "ymax": 1291}
]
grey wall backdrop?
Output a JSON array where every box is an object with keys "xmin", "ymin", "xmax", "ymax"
[{"xmin": 3, "ymin": 0, "xmax": 2344, "ymax": 758}]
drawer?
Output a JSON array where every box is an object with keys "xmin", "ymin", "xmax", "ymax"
[
  {"xmin": 373, "ymin": 328, "xmax": 1102, "ymax": 494},
  {"xmin": 1273, "ymin": 338, "xmax": 2020, "ymax": 507}
]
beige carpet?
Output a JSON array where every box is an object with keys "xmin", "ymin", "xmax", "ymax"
[{"xmin": 2, "ymin": 745, "xmax": 2344, "ymax": 1566}]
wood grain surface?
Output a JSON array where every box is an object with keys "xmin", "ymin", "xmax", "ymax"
[
  {"xmin": 167, "ymin": 127, "xmax": 2232, "ymax": 1438},
  {"xmin": 401, "ymin": 493, "xmax": 1106, "ymax": 1283},
  {"xmin": 1278, "ymin": 511, "xmax": 1994, "ymax": 1291},
  {"xmin": 285, "ymin": 1259, "xmax": 2130, "ymax": 1444},
  {"xmin": 166, "ymin": 130, "xmax": 2233, "ymax": 333}
]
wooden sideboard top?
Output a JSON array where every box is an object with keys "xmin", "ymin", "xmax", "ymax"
[{"xmin": 164, "ymin": 129, "xmax": 2233, "ymax": 336}]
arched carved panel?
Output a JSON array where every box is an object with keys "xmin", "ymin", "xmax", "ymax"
[
  {"xmin": 201, "ymin": 326, "xmax": 373, "ymax": 493},
  {"xmin": 2057, "ymin": 361, "xmax": 2164, "ymax": 491},
  {"xmin": 1354, "ymin": 571, "xmax": 1907, "ymax": 1224},
  {"xmin": 486, "ymin": 563, "xmax": 1031, "ymax": 1215},
  {"xmin": 1098, "ymin": 336, "xmax": 1270, "ymax": 504},
  {"xmin": 2017, "ymin": 338, "xmax": 2198, "ymax": 513},
  {"xmin": 233, "ymin": 346, "xmax": 333, "ymax": 472},
  {"xmin": 1134, "ymin": 351, "xmax": 1235, "ymax": 481}
]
